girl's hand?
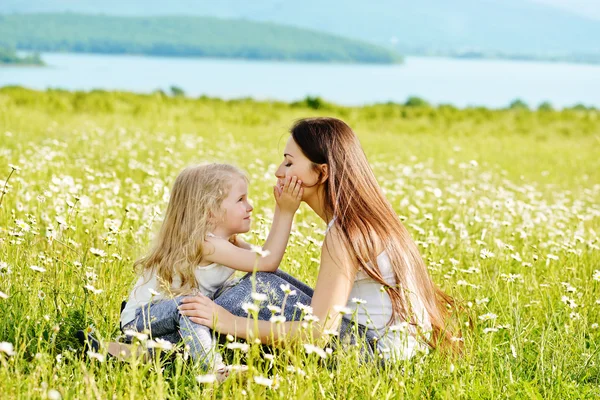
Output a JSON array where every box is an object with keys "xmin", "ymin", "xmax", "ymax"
[
  {"xmin": 179, "ymin": 295, "xmax": 233, "ymax": 333},
  {"xmin": 273, "ymin": 176, "xmax": 303, "ymax": 214}
]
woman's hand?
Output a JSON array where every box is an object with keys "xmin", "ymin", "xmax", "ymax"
[
  {"xmin": 274, "ymin": 176, "xmax": 303, "ymax": 214},
  {"xmin": 179, "ymin": 295, "xmax": 234, "ymax": 333}
]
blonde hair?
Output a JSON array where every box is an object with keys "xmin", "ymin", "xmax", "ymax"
[{"xmin": 134, "ymin": 163, "xmax": 246, "ymax": 296}]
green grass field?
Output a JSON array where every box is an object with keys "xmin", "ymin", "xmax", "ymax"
[{"xmin": 1, "ymin": 87, "xmax": 599, "ymax": 399}]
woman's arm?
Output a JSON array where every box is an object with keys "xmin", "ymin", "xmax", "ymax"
[
  {"xmin": 203, "ymin": 177, "xmax": 303, "ymax": 273},
  {"xmin": 180, "ymin": 226, "xmax": 357, "ymax": 345}
]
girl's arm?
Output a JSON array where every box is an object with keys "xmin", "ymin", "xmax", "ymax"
[
  {"xmin": 203, "ymin": 177, "xmax": 303, "ymax": 273},
  {"xmin": 180, "ymin": 225, "xmax": 358, "ymax": 345}
]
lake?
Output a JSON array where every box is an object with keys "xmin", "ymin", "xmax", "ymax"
[{"xmin": 1, "ymin": 52, "xmax": 599, "ymax": 108}]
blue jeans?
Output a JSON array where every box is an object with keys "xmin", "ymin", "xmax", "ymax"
[
  {"xmin": 214, "ymin": 270, "xmax": 379, "ymax": 361},
  {"xmin": 121, "ymin": 270, "xmax": 378, "ymax": 365},
  {"xmin": 122, "ymin": 296, "xmax": 223, "ymax": 369}
]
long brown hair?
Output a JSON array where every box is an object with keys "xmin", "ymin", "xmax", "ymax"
[
  {"xmin": 291, "ymin": 117, "xmax": 461, "ymax": 352},
  {"xmin": 134, "ymin": 163, "xmax": 246, "ymax": 296}
]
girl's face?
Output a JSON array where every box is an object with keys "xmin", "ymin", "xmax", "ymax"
[
  {"xmin": 219, "ymin": 177, "xmax": 253, "ymax": 234},
  {"xmin": 275, "ymin": 137, "xmax": 323, "ymax": 201}
]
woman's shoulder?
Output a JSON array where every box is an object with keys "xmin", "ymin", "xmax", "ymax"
[{"xmin": 325, "ymin": 219, "xmax": 386, "ymax": 256}]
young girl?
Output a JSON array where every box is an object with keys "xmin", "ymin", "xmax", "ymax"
[{"xmin": 120, "ymin": 163, "xmax": 303, "ymax": 373}]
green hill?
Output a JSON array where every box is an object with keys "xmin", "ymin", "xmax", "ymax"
[
  {"xmin": 0, "ymin": 13, "xmax": 402, "ymax": 64},
  {"xmin": 2, "ymin": 0, "xmax": 599, "ymax": 63}
]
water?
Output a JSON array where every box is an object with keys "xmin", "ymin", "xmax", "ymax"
[{"xmin": 1, "ymin": 52, "xmax": 599, "ymax": 108}]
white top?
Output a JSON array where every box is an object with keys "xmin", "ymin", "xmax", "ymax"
[
  {"xmin": 120, "ymin": 262, "xmax": 235, "ymax": 327},
  {"xmin": 326, "ymin": 218, "xmax": 432, "ymax": 360}
]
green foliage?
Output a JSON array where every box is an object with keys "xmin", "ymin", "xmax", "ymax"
[
  {"xmin": 404, "ymin": 96, "xmax": 431, "ymax": 108},
  {"xmin": 0, "ymin": 13, "xmax": 403, "ymax": 64},
  {"xmin": 509, "ymin": 98, "xmax": 530, "ymax": 110},
  {"xmin": 291, "ymin": 95, "xmax": 335, "ymax": 110},
  {"xmin": 0, "ymin": 46, "xmax": 44, "ymax": 65},
  {"xmin": 170, "ymin": 86, "xmax": 185, "ymax": 98},
  {"xmin": 0, "ymin": 87, "xmax": 599, "ymax": 398},
  {"xmin": 538, "ymin": 101, "xmax": 554, "ymax": 112}
]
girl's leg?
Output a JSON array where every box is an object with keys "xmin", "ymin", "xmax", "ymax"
[
  {"xmin": 214, "ymin": 272, "xmax": 313, "ymax": 321},
  {"xmin": 126, "ymin": 297, "xmax": 223, "ymax": 368}
]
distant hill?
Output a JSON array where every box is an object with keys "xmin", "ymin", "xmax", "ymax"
[
  {"xmin": 1, "ymin": 0, "xmax": 598, "ymax": 63},
  {"xmin": 0, "ymin": 13, "xmax": 402, "ymax": 64}
]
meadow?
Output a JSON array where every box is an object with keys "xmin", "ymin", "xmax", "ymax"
[{"xmin": 0, "ymin": 87, "xmax": 599, "ymax": 399}]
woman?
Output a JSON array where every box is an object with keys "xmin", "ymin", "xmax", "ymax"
[{"xmin": 180, "ymin": 117, "xmax": 460, "ymax": 360}]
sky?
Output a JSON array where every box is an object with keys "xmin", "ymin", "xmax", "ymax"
[{"xmin": 531, "ymin": 0, "xmax": 600, "ymax": 20}]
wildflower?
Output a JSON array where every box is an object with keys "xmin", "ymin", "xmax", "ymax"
[
  {"xmin": 30, "ymin": 265, "xmax": 46, "ymax": 273},
  {"xmin": 89, "ymin": 248, "xmax": 107, "ymax": 257},
  {"xmin": 147, "ymin": 338, "xmax": 173, "ymax": 351},
  {"xmin": 267, "ymin": 305, "xmax": 281, "ymax": 314},
  {"xmin": 15, "ymin": 219, "xmax": 30, "ymax": 232},
  {"xmin": 270, "ymin": 315, "xmax": 286, "ymax": 324},
  {"xmin": 351, "ymin": 298, "xmax": 367, "ymax": 305},
  {"xmin": 570, "ymin": 312, "xmax": 581, "ymax": 320},
  {"xmin": 0, "ymin": 342, "xmax": 15, "ymax": 356},
  {"xmin": 280, "ymin": 283, "xmax": 297, "ymax": 296},
  {"xmin": 250, "ymin": 245, "xmax": 270, "ymax": 258},
  {"xmin": 500, "ymin": 273, "xmax": 522, "ymax": 283},
  {"xmin": 593, "ymin": 270, "xmax": 600, "ymax": 282},
  {"xmin": 253, "ymin": 375, "xmax": 273, "ymax": 387},
  {"xmin": 478, "ymin": 313, "xmax": 498, "ymax": 321},
  {"xmin": 124, "ymin": 330, "xmax": 148, "ymax": 341},
  {"xmin": 84, "ymin": 285, "xmax": 103, "ymax": 295},
  {"xmin": 86, "ymin": 351, "xmax": 105, "ymax": 362},
  {"xmin": 0, "ymin": 261, "xmax": 11, "ymax": 275},
  {"xmin": 38, "ymin": 290, "xmax": 46, "ymax": 300},
  {"xmin": 295, "ymin": 303, "xmax": 313, "ymax": 315},
  {"xmin": 226, "ymin": 342, "xmax": 249, "ymax": 352},
  {"xmin": 251, "ymin": 292, "xmax": 268, "ymax": 302},
  {"xmin": 286, "ymin": 365, "xmax": 306, "ymax": 376},
  {"xmin": 479, "ymin": 249, "xmax": 495, "ymax": 259},
  {"xmin": 304, "ymin": 344, "xmax": 328, "ymax": 358},
  {"xmin": 389, "ymin": 322, "xmax": 409, "ymax": 333},
  {"xmin": 483, "ymin": 327, "xmax": 498, "ymax": 334},
  {"xmin": 0, "ymin": 291, "xmax": 8, "ymax": 299},
  {"xmin": 476, "ymin": 298, "xmax": 490, "ymax": 305},
  {"xmin": 227, "ymin": 364, "xmax": 249, "ymax": 372},
  {"xmin": 47, "ymin": 389, "xmax": 61, "ymax": 400},
  {"xmin": 148, "ymin": 288, "xmax": 160, "ymax": 296},
  {"xmin": 591, "ymin": 323, "xmax": 599, "ymax": 329},
  {"xmin": 303, "ymin": 314, "xmax": 319, "ymax": 322},
  {"xmin": 561, "ymin": 296, "xmax": 577, "ymax": 309},
  {"xmin": 9, "ymin": 164, "xmax": 20, "ymax": 171},
  {"xmin": 242, "ymin": 302, "xmax": 259, "ymax": 314},
  {"xmin": 196, "ymin": 374, "xmax": 217, "ymax": 384}
]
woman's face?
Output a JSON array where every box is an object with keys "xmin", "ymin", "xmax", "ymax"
[{"xmin": 275, "ymin": 136, "xmax": 322, "ymax": 201}]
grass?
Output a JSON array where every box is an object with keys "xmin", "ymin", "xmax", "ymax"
[{"xmin": 0, "ymin": 87, "xmax": 599, "ymax": 399}]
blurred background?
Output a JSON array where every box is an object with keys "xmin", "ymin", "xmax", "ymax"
[{"xmin": 1, "ymin": 0, "xmax": 599, "ymax": 109}]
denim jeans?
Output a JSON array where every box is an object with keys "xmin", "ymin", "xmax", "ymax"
[
  {"xmin": 214, "ymin": 270, "xmax": 379, "ymax": 362},
  {"xmin": 121, "ymin": 296, "xmax": 224, "ymax": 370},
  {"xmin": 121, "ymin": 270, "xmax": 379, "ymax": 366}
]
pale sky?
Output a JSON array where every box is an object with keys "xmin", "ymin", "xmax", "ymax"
[{"xmin": 530, "ymin": 0, "xmax": 600, "ymax": 20}]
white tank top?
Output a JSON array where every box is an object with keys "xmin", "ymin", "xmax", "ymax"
[
  {"xmin": 326, "ymin": 219, "xmax": 432, "ymax": 360},
  {"xmin": 120, "ymin": 263, "xmax": 235, "ymax": 327}
]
